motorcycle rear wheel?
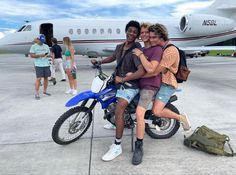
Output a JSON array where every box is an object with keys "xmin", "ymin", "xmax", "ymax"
[{"xmin": 145, "ymin": 104, "xmax": 180, "ymax": 139}]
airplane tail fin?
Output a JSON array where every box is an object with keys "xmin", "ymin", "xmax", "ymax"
[{"xmin": 200, "ymin": 0, "xmax": 236, "ymax": 20}]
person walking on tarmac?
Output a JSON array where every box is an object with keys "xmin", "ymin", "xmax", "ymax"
[
  {"xmin": 29, "ymin": 34, "xmax": 51, "ymax": 100},
  {"xmin": 91, "ymin": 20, "xmax": 145, "ymax": 162},
  {"xmin": 49, "ymin": 37, "xmax": 66, "ymax": 84}
]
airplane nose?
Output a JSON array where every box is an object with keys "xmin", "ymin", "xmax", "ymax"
[{"xmin": 0, "ymin": 36, "xmax": 11, "ymax": 53}]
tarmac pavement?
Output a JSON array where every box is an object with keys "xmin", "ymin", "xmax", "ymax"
[{"xmin": 0, "ymin": 54, "xmax": 236, "ymax": 175}]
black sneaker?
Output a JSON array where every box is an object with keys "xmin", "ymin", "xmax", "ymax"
[
  {"xmin": 53, "ymin": 79, "xmax": 57, "ymax": 85},
  {"xmin": 132, "ymin": 141, "xmax": 143, "ymax": 165},
  {"xmin": 60, "ymin": 79, "xmax": 66, "ymax": 82}
]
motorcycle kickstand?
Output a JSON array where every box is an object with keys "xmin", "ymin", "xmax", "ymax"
[{"xmin": 131, "ymin": 127, "xmax": 134, "ymax": 152}]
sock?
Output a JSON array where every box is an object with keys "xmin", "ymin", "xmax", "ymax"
[
  {"xmin": 137, "ymin": 138, "xmax": 143, "ymax": 143},
  {"xmin": 114, "ymin": 138, "xmax": 122, "ymax": 145}
]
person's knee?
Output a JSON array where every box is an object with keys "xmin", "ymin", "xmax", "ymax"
[
  {"xmin": 136, "ymin": 107, "xmax": 145, "ymax": 120},
  {"xmin": 117, "ymin": 100, "xmax": 127, "ymax": 111},
  {"xmin": 152, "ymin": 108, "xmax": 162, "ymax": 117},
  {"xmin": 115, "ymin": 100, "xmax": 127, "ymax": 116}
]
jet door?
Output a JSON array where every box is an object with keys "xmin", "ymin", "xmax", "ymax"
[{"xmin": 40, "ymin": 23, "xmax": 53, "ymax": 47}]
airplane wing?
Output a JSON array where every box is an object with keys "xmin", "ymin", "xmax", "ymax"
[{"xmin": 180, "ymin": 46, "xmax": 236, "ymax": 51}]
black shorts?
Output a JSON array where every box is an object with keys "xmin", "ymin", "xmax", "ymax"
[{"xmin": 35, "ymin": 66, "xmax": 51, "ymax": 78}]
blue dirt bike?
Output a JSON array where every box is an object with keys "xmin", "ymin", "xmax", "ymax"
[{"xmin": 52, "ymin": 64, "xmax": 180, "ymax": 145}]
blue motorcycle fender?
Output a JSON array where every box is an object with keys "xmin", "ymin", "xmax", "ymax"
[{"xmin": 65, "ymin": 90, "xmax": 96, "ymax": 107}]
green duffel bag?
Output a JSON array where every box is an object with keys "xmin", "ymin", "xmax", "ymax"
[{"xmin": 184, "ymin": 125, "xmax": 236, "ymax": 156}]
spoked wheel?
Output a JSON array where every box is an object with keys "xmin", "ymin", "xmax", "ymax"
[
  {"xmin": 52, "ymin": 106, "xmax": 92, "ymax": 145},
  {"xmin": 145, "ymin": 104, "xmax": 180, "ymax": 139}
]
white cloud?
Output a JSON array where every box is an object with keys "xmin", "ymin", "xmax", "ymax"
[
  {"xmin": 0, "ymin": 32, "xmax": 4, "ymax": 39},
  {"xmin": 172, "ymin": 1, "xmax": 214, "ymax": 16},
  {"xmin": 66, "ymin": 0, "xmax": 186, "ymax": 9},
  {"xmin": 0, "ymin": 28, "xmax": 16, "ymax": 39},
  {"xmin": 0, "ymin": 0, "xmax": 51, "ymax": 18}
]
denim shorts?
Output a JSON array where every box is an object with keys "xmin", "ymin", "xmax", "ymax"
[
  {"xmin": 155, "ymin": 84, "xmax": 176, "ymax": 104},
  {"xmin": 116, "ymin": 85, "xmax": 139, "ymax": 103},
  {"xmin": 65, "ymin": 60, "xmax": 71, "ymax": 69}
]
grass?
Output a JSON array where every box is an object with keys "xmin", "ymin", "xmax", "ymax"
[{"xmin": 208, "ymin": 50, "xmax": 234, "ymax": 56}]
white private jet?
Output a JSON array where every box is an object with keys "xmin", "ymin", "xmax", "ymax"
[{"xmin": 0, "ymin": 0, "xmax": 236, "ymax": 57}]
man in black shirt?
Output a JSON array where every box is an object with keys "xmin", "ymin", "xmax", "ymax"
[
  {"xmin": 50, "ymin": 37, "xmax": 66, "ymax": 82},
  {"xmin": 91, "ymin": 20, "xmax": 145, "ymax": 162}
]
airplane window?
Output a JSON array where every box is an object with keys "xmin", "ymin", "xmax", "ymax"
[
  {"xmin": 85, "ymin": 29, "xmax": 89, "ymax": 34},
  {"xmin": 17, "ymin": 25, "xmax": 26, "ymax": 32},
  {"xmin": 77, "ymin": 29, "xmax": 81, "ymax": 35},
  {"xmin": 69, "ymin": 29, "xmax": 73, "ymax": 35},
  {"xmin": 23, "ymin": 25, "xmax": 32, "ymax": 31},
  {"xmin": 92, "ymin": 29, "xmax": 97, "ymax": 34},
  {"xmin": 116, "ymin": 28, "xmax": 121, "ymax": 34},
  {"xmin": 108, "ymin": 28, "xmax": 112, "ymax": 34},
  {"xmin": 100, "ymin": 28, "xmax": 104, "ymax": 34}
]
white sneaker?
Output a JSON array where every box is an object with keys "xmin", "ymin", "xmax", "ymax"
[
  {"xmin": 72, "ymin": 89, "xmax": 77, "ymax": 95},
  {"xmin": 103, "ymin": 123, "xmax": 116, "ymax": 130},
  {"xmin": 65, "ymin": 89, "xmax": 73, "ymax": 94},
  {"xmin": 102, "ymin": 144, "xmax": 122, "ymax": 161}
]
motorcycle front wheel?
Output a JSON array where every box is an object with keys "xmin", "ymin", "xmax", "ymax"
[
  {"xmin": 145, "ymin": 104, "xmax": 180, "ymax": 139},
  {"xmin": 52, "ymin": 106, "xmax": 92, "ymax": 145}
]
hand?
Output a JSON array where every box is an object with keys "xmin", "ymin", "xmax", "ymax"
[
  {"xmin": 115, "ymin": 76, "xmax": 123, "ymax": 84},
  {"xmin": 132, "ymin": 48, "xmax": 143, "ymax": 57},
  {"xmin": 126, "ymin": 72, "xmax": 133, "ymax": 76},
  {"xmin": 91, "ymin": 59, "xmax": 98, "ymax": 65}
]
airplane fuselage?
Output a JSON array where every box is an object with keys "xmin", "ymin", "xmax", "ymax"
[{"xmin": 0, "ymin": 11, "xmax": 236, "ymax": 56}]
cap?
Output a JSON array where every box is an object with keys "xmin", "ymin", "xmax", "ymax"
[{"xmin": 37, "ymin": 34, "xmax": 46, "ymax": 43}]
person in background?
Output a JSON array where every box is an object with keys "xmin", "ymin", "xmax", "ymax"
[
  {"xmin": 63, "ymin": 36, "xmax": 77, "ymax": 95},
  {"xmin": 50, "ymin": 37, "xmax": 66, "ymax": 84},
  {"xmin": 29, "ymin": 34, "xmax": 51, "ymax": 100},
  {"xmin": 131, "ymin": 22, "xmax": 163, "ymax": 165}
]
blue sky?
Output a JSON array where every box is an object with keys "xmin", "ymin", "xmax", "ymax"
[{"xmin": 0, "ymin": 0, "xmax": 214, "ymax": 39}]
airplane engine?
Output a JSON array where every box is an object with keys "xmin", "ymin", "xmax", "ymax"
[{"xmin": 179, "ymin": 14, "xmax": 235, "ymax": 36}]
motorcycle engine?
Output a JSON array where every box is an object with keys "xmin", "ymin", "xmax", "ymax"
[{"xmin": 104, "ymin": 103, "xmax": 134, "ymax": 128}]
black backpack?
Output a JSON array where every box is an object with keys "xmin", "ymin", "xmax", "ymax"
[{"xmin": 164, "ymin": 44, "xmax": 190, "ymax": 83}]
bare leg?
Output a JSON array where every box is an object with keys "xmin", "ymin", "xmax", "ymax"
[
  {"xmin": 43, "ymin": 77, "xmax": 48, "ymax": 93},
  {"xmin": 73, "ymin": 79, "xmax": 77, "ymax": 90},
  {"xmin": 35, "ymin": 78, "xmax": 41, "ymax": 95},
  {"xmin": 115, "ymin": 98, "xmax": 129, "ymax": 139},
  {"xmin": 152, "ymin": 100, "xmax": 191, "ymax": 130},
  {"xmin": 136, "ymin": 105, "xmax": 146, "ymax": 139},
  {"xmin": 66, "ymin": 69, "xmax": 73, "ymax": 89}
]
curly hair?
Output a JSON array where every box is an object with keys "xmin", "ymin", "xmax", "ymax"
[
  {"xmin": 149, "ymin": 23, "xmax": 169, "ymax": 41},
  {"xmin": 125, "ymin": 20, "xmax": 141, "ymax": 37}
]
